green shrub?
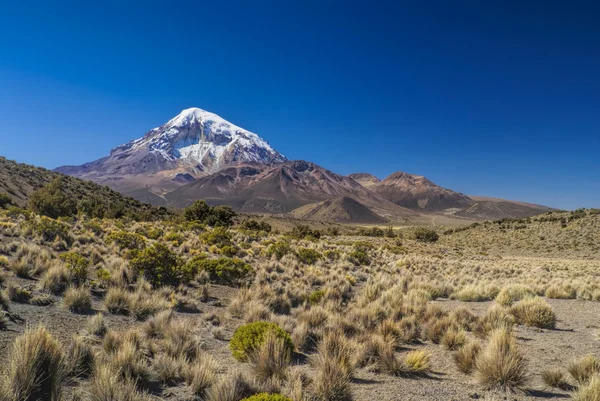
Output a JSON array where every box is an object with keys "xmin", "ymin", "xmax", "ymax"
[
  {"xmin": 230, "ymin": 321, "xmax": 293, "ymax": 362},
  {"xmin": 323, "ymin": 249, "xmax": 340, "ymax": 261},
  {"xmin": 348, "ymin": 250, "xmax": 370, "ymax": 266},
  {"xmin": 200, "ymin": 227, "xmax": 233, "ymax": 248},
  {"xmin": 183, "ymin": 200, "xmax": 236, "ymax": 227},
  {"xmin": 290, "ymin": 224, "xmax": 321, "ymax": 240},
  {"xmin": 28, "ymin": 177, "xmax": 77, "ymax": 218},
  {"xmin": 241, "ymin": 394, "xmax": 292, "ymax": 401},
  {"xmin": 0, "ymin": 193, "xmax": 12, "ymax": 208},
  {"xmin": 107, "ymin": 231, "xmax": 146, "ymax": 250},
  {"xmin": 219, "ymin": 245, "xmax": 239, "ymax": 257},
  {"xmin": 185, "ymin": 256, "xmax": 251, "ymax": 286},
  {"xmin": 308, "ymin": 289, "xmax": 326, "ymax": 305},
  {"xmin": 164, "ymin": 232, "xmax": 185, "ymax": 245},
  {"xmin": 295, "ymin": 248, "xmax": 321, "ymax": 264},
  {"xmin": 413, "ymin": 227, "xmax": 439, "ymax": 243},
  {"xmin": 28, "ymin": 216, "xmax": 70, "ymax": 242},
  {"xmin": 59, "ymin": 252, "xmax": 89, "ymax": 285},
  {"xmin": 240, "ymin": 219, "xmax": 272, "ymax": 233},
  {"xmin": 129, "ymin": 243, "xmax": 187, "ymax": 288},
  {"xmin": 266, "ymin": 240, "xmax": 292, "ymax": 259}
]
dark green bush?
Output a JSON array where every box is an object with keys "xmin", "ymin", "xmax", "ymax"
[
  {"xmin": 0, "ymin": 193, "xmax": 12, "ymax": 208},
  {"xmin": 241, "ymin": 394, "xmax": 292, "ymax": 401},
  {"xmin": 295, "ymin": 248, "xmax": 321, "ymax": 264},
  {"xmin": 290, "ymin": 225, "xmax": 321, "ymax": 240},
  {"xmin": 230, "ymin": 321, "xmax": 293, "ymax": 361},
  {"xmin": 129, "ymin": 243, "xmax": 188, "ymax": 288},
  {"xmin": 185, "ymin": 256, "xmax": 251, "ymax": 285},
  {"xmin": 200, "ymin": 227, "xmax": 233, "ymax": 248},
  {"xmin": 29, "ymin": 217, "xmax": 70, "ymax": 242},
  {"xmin": 59, "ymin": 252, "xmax": 89, "ymax": 284},
  {"xmin": 266, "ymin": 240, "xmax": 292, "ymax": 259},
  {"xmin": 107, "ymin": 231, "xmax": 146, "ymax": 250},
  {"xmin": 413, "ymin": 227, "xmax": 439, "ymax": 243},
  {"xmin": 323, "ymin": 249, "xmax": 340, "ymax": 261},
  {"xmin": 183, "ymin": 200, "xmax": 236, "ymax": 227},
  {"xmin": 240, "ymin": 219, "xmax": 272, "ymax": 233},
  {"xmin": 28, "ymin": 177, "xmax": 77, "ymax": 218}
]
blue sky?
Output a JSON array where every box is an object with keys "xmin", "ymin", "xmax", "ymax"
[{"xmin": 1, "ymin": 1, "xmax": 598, "ymax": 210}]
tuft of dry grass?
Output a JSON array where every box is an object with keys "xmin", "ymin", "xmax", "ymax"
[
  {"xmin": 404, "ymin": 350, "xmax": 431, "ymax": 374},
  {"xmin": 311, "ymin": 331, "xmax": 355, "ymax": 401},
  {"xmin": 495, "ymin": 284, "xmax": 535, "ymax": 307},
  {"xmin": 63, "ymin": 286, "xmax": 92, "ymax": 313},
  {"xmin": 475, "ymin": 328, "xmax": 527, "ymax": 392},
  {"xmin": 441, "ymin": 328, "xmax": 467, "ymax": 350},
  {"xmin": 88, "ymin": 364, "xmax": 152, "ymax": 401},
  {"xmin": 0, "ymin": 326, "xmax": 65, "ymax": 401},
  {"xmin": 206, "ymin": 370, "xmax": 254, "ymax": 401},
  {"xmin": 568, "ymin": 355, "xmax": 600, "ymax": 384},
  {"xmin": 509, "ymin": 297, "xmax": 556, "ymax": 329},
  {"xmin": 66, "ymin": 335, "xmax": 94, "ymax": 378},
  {"xmin": 184, "ymin": 356, "xmax": 217, "ymax": 397},
  {"xmin": 541, "ymin": 368, "xmax": 571, "ymax": 390},
  {"xmin": 104, "ymin": 287, "xmax": 131, "ymax": 315},
  {"xmin": 251, "ymin": 330, "xmax": 291, "ymax": 382},
  {"xmin": 454, "ymin": 342, "xmax": 481, "ymax": 374},
  {"xmin": 86, "ymin": 313, "xmax": 107, "ymax": 337},
  {"xmin": 573, "ymin": 374, "xmax": 600, "ymax": 401}
]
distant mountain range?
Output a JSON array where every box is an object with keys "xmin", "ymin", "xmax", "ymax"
[{"xmin": 55, "ymin": 107, "xmax": 554, "ymax": 223}]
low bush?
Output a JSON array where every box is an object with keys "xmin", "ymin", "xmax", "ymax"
[
  {"xmin": 509, "ymin": 297, "xmax": 556, "ymax": 329},
  {"xmin": 241, "ymin": 394, "xmax": 292, "ymax": 401},
  {"xmin": 230, "ymin": 321, "xmax": 293, "ymax": 362},
  {"xmin": 266, "ymin": 240, "xmax": 292, "ymax": 260},
  {"xmin": 296, "ymin": 248, "xmax": 321, "ymax": 264},
  {"xmin": 186, "ymin": 256, "xmax": 251, "ymax": 286},
  {"xmin": 476, "ymin": 328, "xmax": 527, "ymax": 392},
  {"xmin": 107, "ymin": 231, "xmax": 146, "ymax": 250},
  {"xmin": 130, "ymin": 243, "xmax": 188, "ymax": 288},
  {"xmin": 413, "ymin": 227, "xmax": 439, "ymax": 243},
  {"xmin": 59, "ymin": 252, "xmax": 89, "ymax": 285},
  {"xmin": 0, "ymin": 326, "xmax": 65, "ymax": 401}
]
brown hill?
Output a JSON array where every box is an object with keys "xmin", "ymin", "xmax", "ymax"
[
  {"xmin": 289, "ymin": 196, "xmax": 389, "ymax": 224},
  {"xmin": 369, "ymin": 171, "xmax": 474, "ymax": 211},
  {"xmin": 455, "ymin": 196, "xmax": 555, "ymax": 220},
  {"xmin": 166, "ymin": 161, "xmax": 416, "ymax": 220},
  {"xmin": 0, "ymin": 157, "xmax": 170, "ymax": 219},
  {"xmin": 348, "ymin": 173, "xmax": 381, "ymax": 188}
]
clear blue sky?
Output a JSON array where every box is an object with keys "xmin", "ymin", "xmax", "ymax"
[{"xmin": 1, "ymin": 1, "xmax": 598, "ymax": 210}]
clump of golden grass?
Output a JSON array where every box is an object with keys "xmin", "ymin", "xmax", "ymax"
[
  {"xmin": 251, "ymin": 330, "xmax": 291, "ymax": 382},
  {"xmin": 104, "ymin": 287, "xmax": 132, "ymax": 315},
  {"xmin": 495, "ymin": 285, "xmax": 535, "ymax": 307},
  {"xmin": 311, "ymin": 331, "xmax": 355, "ymax": 401},
  {"xmin": 509, "ymin": 297, "xmax": 556, "ymax": 329},
  {"xmin": 454, "ymin": 341, "xmax": 481, "ymax": 374},
  {"xmin": 206, "ymin": 370, "xmax": 254, "ymax": 401},
  {"xmin": 545, "ymin": 284, "xmax": 576, "ymax": 299},
  {"xmin": 184, "ymin": 356, "xmax": 217, "ymax": 397},
  {"xmin": 475, "ymin": 328, "xmax": 527, "ymax": 392},
  {"xmin": 441, "ymin": 328, "xmax": 467, "ymax": 350},
  {"xmin": 63, "ymin": 286, "xmax": 92, "ymax": 312},
  {"xmin": 404, "ymin": 350, "xmax": 431, "ymax": 374},
  {"xmin": 573, "ymin": 374, "xmax": 600, "ymax": 401},
  {"xmin": 88, "ymin": 364, "xmax": 152, "ymax": 401},
  {"xmin": 86, "ymin": 313, "xmax": 107, "ymax": 337},
  {"xmin": 541, "ymin": 368, "xmax": 571, "ymax": 390},
  {"xmin": 474, "ymin": 305, "xmax": 514, "ymax": 338},
  {"xmin": 66, "ymin": 335, "xmax": 94, "ymax": 378},
  {"xmin": 0, "ymin": 326, "xmax": 65, "ymax": 401},
  {"xmin": 568, "ymin": 355, "xmax": 600, "ymax": 384}
]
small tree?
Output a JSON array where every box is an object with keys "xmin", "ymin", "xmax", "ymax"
[
  {"xmin": 183, "ymin": 200, "xmax": 211, "ymax": 222},
  {"xmin": 28, "ymin": 178, "xmax": 77, "ymax": 218},
  {"xmin": 0, "ymin": 192, "xmax": 12, "ymax": 208}
]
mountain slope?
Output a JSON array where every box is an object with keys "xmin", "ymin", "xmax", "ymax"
[
  {"xmin": 166, "ymin": 160, "xmax": 417, "ymax": 220},
  {"xmin": 289, "ymin": 196, "xmax": 389, "ymax": 224},
  {"xmin": 348, "ymin": 173, "xmax": 381, "ymax": 188},
  {"xmin": 55, "ymin": 107, "xmax": 286, "ymax": 198},
  {"xmin": 0, "ymin": 157, "xmax": 170, "ymax": 219},
  {"xmin": 369, "ymin": 171, "xmax": 474, "ymax": 211},
  {"xmin": 455, "ymin": 196, "xmax": 555, "ymax": 220}
]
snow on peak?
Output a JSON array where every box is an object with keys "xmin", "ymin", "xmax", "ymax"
[{"xmin": 119, "ymin": 107, "xmax": 287, "ymax": 174}]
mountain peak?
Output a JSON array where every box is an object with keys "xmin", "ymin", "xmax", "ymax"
[{"xmin": 163, "ymin": 107, "xmax": 236, "ymax": 130}]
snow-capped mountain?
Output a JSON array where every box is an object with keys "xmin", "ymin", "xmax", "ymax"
[
  {"xmin": 55, "ymin": 107, "xmax": 286, "ymax": 199},
  {"xmin": 112, "ymin": 107, "xmax": 286, "ymax": 174}
]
